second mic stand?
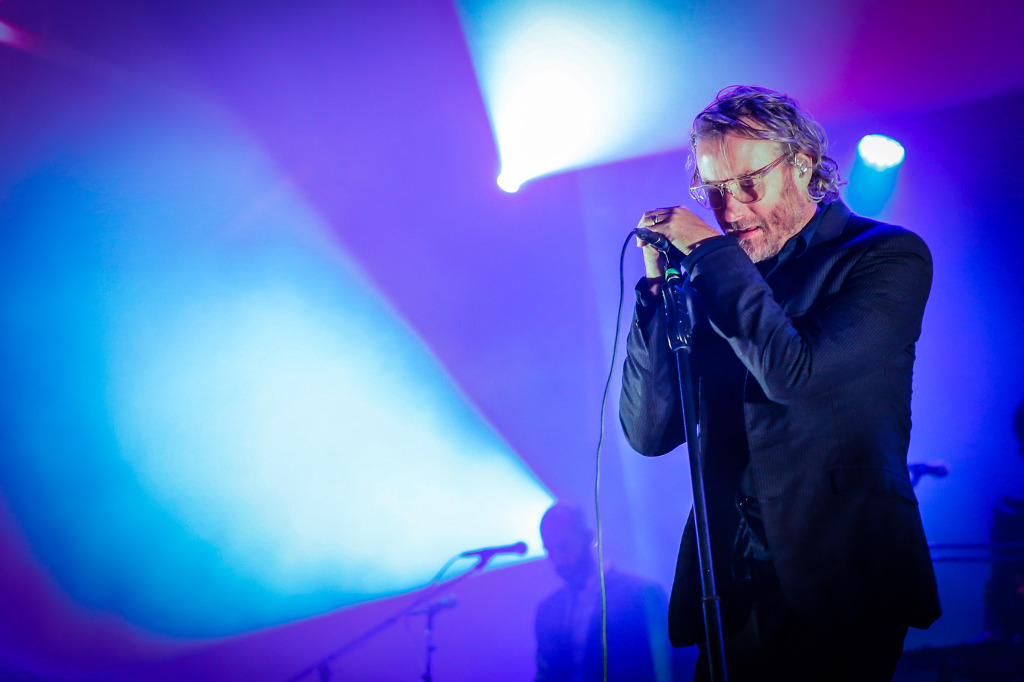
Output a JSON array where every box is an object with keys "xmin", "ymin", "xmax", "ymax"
[
  {"xmin": 285, "ymin": 556, "xmax": 486, "ymax": 682},
  {"xmin": 662, "ymin": 266, "xmax": 727, "ymax": 682},
  {"xmin": 419, "ymin": 597, "xmax": 456, "ymax": 682}
]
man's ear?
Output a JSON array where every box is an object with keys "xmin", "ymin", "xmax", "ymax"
[
  {"xmin": 793, "ymin": 151, "xmax": 813, "ymax": 177},
  {"xmin": 792, "ymin": 151, "xmax": 814, "ymax": 192}
]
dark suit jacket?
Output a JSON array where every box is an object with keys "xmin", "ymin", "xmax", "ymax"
[{"xmin": 619, "ymin": 201, "xmax": 941, "ymax": 647}]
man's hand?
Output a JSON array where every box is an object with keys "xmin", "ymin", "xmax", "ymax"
[{"xmin": 635, "ymin": 206, "xmax": 721, "ymax": 279}]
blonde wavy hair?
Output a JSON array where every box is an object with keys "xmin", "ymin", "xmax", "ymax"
[{"xmin": 689, "ymin": 85, "xmax": 842, "ymax": 204}]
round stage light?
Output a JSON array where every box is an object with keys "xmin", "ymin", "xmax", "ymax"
[{"xmin": 857, "ymin": 134, "xmax": 906, "ymax": 171}]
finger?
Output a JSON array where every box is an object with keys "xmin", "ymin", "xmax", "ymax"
[
  {"xmin": 644, "ymin": 208, "xmax": 676, "ymax": 226},
  {"xmin": 639, "ymin": 211, "xmax": 662, "ymax": 225},
  {"xmin": 641, "ymin": 213, "xmax": 664, "ymax": 228}
]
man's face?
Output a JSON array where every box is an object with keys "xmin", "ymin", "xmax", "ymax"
[{"xmin": 695, "ymin": 133, "xmax": 816, "ymax": 263}]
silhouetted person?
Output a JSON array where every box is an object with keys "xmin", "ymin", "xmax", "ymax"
[
  {"xmin": 534, "ymin": 502, "xmax": 691, "ymax": 682},
  {"xmin": 984, "ymin": 399, "xmax": 1024, "ymax": 641}
]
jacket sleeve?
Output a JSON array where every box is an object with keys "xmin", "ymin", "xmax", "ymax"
[
  {"xmin": 689, "ymin": 227, "xmax": 932, "ymax": 404},
  {"xmin": 618, "ymin": 287, "xmax": 687, "ymax": 456}
]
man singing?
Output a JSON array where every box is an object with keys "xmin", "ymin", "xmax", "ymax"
[{"xmin": 619, "ymin": 86, "xmax": 941, "ymax": 681}]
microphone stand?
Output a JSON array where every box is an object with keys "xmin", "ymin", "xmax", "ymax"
[
  {"xmin": 285, "ymin": 556, "xmax": 490, "ymax": 682},
  {"xmin": 421, "ymin": 600, "xmax": 443, "ymax": 682},
  {"xmin": 662, "ymin": 265, "xmax": 727, "ymax": 682}
]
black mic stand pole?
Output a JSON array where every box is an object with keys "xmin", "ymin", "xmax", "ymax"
[
  {"xmin": 285, "ymin": 556, "xmax": 490, "ymax": 682},
  {"xmin": 421, "ymin": 601, "xmax": 441, "ymax": 682},
  {"xmin": 661, "ymin": 265, "xmax": 727, "ymax": 682}
]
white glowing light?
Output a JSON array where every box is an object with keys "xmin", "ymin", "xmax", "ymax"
[
  {"xmin": 858, "ymin": 134, "xmax": 906, "ymax": 171},
  {"xmin": 460, "ymin": 1, "xmax": 668, "ymax": 190},
  {"xmin": 497, "ymin": 172, "xmax": 522, "ymax": 193}
]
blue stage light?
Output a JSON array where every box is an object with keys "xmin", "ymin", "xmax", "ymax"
[
  {"xmin": 857, "ymin": 134, "xmax": 905, "ymax": 171},
  {"xmin": 0, "ymin": 98, "xmax": 553, "ymax": 637},
  {"xmin": 847, "ymin": 134, "xmax": 906, "ymax": 216}
]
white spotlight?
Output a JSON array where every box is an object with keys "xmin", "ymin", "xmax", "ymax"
[
  {"xmin": 497, "ymin": 172, "xmax": 522, "ymax": 193},
  {"xmin": 858, "ymin": 134, "xmax": 905, "ymax": 171},
  {"xmin": 460, "ymin": 1, "xmax": 668, "ymax": 191}
]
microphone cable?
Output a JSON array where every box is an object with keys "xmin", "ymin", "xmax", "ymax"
[{"xmin": 592, "ymin": 228, "xmax": 640, "ymax": 682}]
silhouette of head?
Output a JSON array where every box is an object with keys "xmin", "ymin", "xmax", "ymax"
[{"xmin": 540, "ymin": 502, "xmax": 595, "ymax": 588}]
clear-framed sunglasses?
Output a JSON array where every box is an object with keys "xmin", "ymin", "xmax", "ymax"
[{"xmin": 689, "ymin": 154, "xmax": 791, "ymax": 211}]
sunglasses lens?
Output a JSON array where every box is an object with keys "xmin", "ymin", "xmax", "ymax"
[
  {"xmin": 693, "ymin": 179, "xmax": 765, "ymax": 210},
  {"xmin": 689, "ymin": 186, "xmax": 706, "ymax": 208},
  {"xmin": 735, "ymin": 178, "xmax": 764, "ymax": 203},
  {"xmin": 691, "ymin": 185, "xmax": 726, "ymax": 210},
  {"xmin": 705, "ymin": 186, "xmax": 727, "ymax": 210}
]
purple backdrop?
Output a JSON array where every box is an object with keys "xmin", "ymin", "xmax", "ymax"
[{"xmin": 2, "ymin": 0, "xmax": 1023, "ymax": 680}]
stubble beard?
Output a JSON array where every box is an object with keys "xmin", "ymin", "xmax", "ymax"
[{"xmin": 733, "ymin": 174, "xmax": 811, "ymax": 263}]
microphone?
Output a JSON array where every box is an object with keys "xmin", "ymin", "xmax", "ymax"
[
  {"xmin": 461, "ymin": 541, "xmax": 528, "ymax": 564},
  {"xmin": 635, "ymin": 227, "xmax": 671, "ymax": 253},
  {"xmin": 635, "ymin": 228, "xmax": 684, "ymax": 262}
]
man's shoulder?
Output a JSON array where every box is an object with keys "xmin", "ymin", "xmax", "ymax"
[
  {"xmin": 822, "ymin": 204, "xmax": 929, "ymax": 258},
  {"xmin": 534, "ymin": 585, "xmax": 571, "ymax": 634}
]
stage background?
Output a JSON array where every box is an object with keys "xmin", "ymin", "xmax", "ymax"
[{"xmin": 1, "ymin": 1, "xmax": 1022, "ymax": 680}]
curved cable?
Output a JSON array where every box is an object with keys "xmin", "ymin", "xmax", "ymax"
[{"xmin": 594, "ymin": 229, "xmax": 639, "ymax": 682}]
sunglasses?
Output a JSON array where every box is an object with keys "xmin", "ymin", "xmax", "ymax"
[{"xmin": 689, "ymin": 154, "xmax": 790, "ymax": 211}]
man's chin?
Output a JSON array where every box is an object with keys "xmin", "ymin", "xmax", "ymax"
[
  {"xmin": 738, "ymin": 240, "xmax": 768, "ymax": 262},
  {"xmin": 738, "ymin": 233, "xmax": 786, "ymax": 263}
]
